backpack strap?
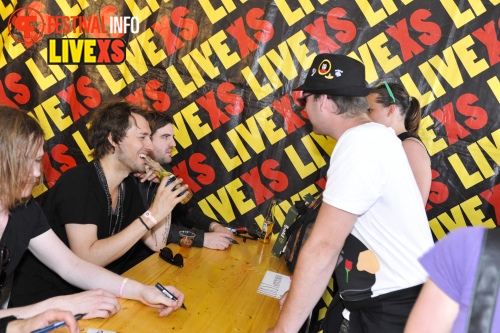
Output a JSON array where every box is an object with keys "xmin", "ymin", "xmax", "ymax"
[{"xmin": 467, "ymin": 228, "xmax": 500, "ymax": 332}]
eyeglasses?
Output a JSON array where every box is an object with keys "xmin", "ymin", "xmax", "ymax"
[
  {"xmin": 382, "ymin": 82, "xmax": 396, "ymax": 104},
  {"xmin": 159, "ymin": 247, "xmax": 183, "ymax": 267},
  {"xmin": 297, "ymin": 93, "xmax": 314, "ymax": 108}
]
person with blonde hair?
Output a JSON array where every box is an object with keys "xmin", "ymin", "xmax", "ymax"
[
  {"xmin": 12, "ymin": 99, "xmax": 188, "ymax": 306},
  {"xmin": 0, "ymin": 105, "xmax": 184, "ymax": 321}
]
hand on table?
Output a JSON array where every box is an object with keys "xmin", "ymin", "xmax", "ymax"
[
  {"xmin": 53, "ymin": 289, "xmax": 120, "ymax": 319},
  {"xmin": 140, "ymin": 285, "xmax": 185, "ymax": 317},
  {"xmin": 8, "ymin": 309, "xmax": 79, "ymax": 333},
  {"xmin": 203, "ymin": 232, "xmax": 233, "ymax": 250}
]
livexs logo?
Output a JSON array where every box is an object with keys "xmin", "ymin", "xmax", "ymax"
[
  {"xmin": 47, "ymin": 38, "xmax": 126, "ymax": 64},
  {"xmin": 8, "ymin": 6, "xmax": 138, "ymax": 65}
]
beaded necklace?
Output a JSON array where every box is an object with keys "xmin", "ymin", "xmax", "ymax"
[{"xmin": 94, "ymin": 160, "xmax": 125, "ymax": 236}]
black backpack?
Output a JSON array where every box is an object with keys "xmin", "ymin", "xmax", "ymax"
[{"xmin": 284, "ymin": 194, "xmax": 322, "ymax": 272}]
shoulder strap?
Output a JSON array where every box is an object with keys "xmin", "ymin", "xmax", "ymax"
[
  {"xmin": 397, "ymin": 132, "xmax": 419, "ymax": 142},
  {"xmin": 467, "ymin": 228, "xmax": 500, "ymax": 332}
]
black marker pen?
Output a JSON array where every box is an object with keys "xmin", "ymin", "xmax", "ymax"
[
  {"xmin": 155, "ymin": 282, "xmax": 187, "ymax": 310},
  {"xmin": 31, "ymin": 313, "xmax": 86, "ymax": 333},
  {"xmin": 226, "ymin": 237, "xmax": 239, "ymax": 244}
]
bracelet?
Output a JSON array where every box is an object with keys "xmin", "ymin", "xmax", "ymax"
[
  {"xmin": 138, "ymin": 216, "xmax": 150, "ymax": 231},
  {"xmin": 143, "ymin": 210, "xmax": 158, "ymax": 225},
  {"xmin": 0, "ymin": 315, "xmax": 18, "ymax": 333},
  {"xmin": 210, "ymin": 222, "xmax": 217, "ymax": 232},
  {"xmin": 119, "ymin": 278, "xmax": 128, "ymax": 298}
]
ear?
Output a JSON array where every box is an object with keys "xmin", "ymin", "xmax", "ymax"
[
  {"xmin": 319, "ymin": 94, "xmax": 331, "ymax": 112},
  {"xmin": 387, "ymin": 104, "xmax": 396, "ymax": 117},
  {"xmin": 107, "ymin": 133, "xmax": 118, "ymax": 148}
]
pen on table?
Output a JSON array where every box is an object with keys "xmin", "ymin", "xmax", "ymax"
[
  {"xmin": 155, "ymin": 282, "xmax": 187, "ymax": 310},
  {"xmin": 31, "ymin": 313, "xmax": 86, "ymax": 333},
  {"xmin": 226, "ymin": 237, "xmax": 239, "ymax": 244}
]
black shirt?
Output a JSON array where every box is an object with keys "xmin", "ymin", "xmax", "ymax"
[
  {"xmin": 11, "ymin": 163, "xmax": 151, "ymax": 306},
  {"xmin": 1, "ymin": 199, "xmax": 50, "ymax": 279}
]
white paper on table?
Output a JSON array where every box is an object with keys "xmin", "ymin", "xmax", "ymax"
[{"xmin": 257, "ymin": 270, "xmax": 291, "ymax": 299}]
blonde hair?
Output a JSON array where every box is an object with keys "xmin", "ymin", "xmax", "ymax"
[{"xmin": 0, "ymin": 106, "xmax": 45, "ymax": 210}]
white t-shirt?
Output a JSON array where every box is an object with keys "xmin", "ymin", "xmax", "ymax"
[{"xmin": 323, "ymin": 122, "xmax": 434, "ymax": 300}]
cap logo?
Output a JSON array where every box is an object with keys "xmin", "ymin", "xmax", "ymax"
[
  {"xmin": 310, "ymin": 68, "xmax": 317, "ymax": 76},
  {"xmin": 335, "ymin": 69, "xmax": 343, "ymax": 77},
  {"xmin": 318, "ymin": 59, "xmax": 334, "ymax": 79}
]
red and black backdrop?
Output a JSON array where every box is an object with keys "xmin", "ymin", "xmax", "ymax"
[{"xmin": 1, "ymin": 0, "xmax": 499, "ymax": 240}]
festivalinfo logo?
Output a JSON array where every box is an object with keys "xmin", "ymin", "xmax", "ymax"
[{"xmin": 8, "ymin": 6, "xmax": 139, "ymax": 64}]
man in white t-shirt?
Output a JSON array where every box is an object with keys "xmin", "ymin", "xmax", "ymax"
[{"xmin": 267, "ymin": 54, "xmax": 434, "ymax": 333}]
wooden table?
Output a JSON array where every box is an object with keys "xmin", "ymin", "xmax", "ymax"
[{"xmin": 64, "ymin": 238, "xmax": 290, "ymax": 332}]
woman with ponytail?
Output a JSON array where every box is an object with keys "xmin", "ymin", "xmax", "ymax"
[{"xmin": 367, "ymin": 82, "xmax": 431, "ymax": 204}]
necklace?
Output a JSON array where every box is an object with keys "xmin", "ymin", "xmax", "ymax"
[{"xmin": 94, "ymin": 160, "xmax": 125, "ymax": 236}]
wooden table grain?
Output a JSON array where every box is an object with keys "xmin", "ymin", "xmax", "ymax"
[{"xmin": 61, "ymin": 238, "xmax": 290, "ymax": 333}]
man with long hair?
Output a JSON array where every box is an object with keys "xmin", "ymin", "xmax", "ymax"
[{"xmin": 11, "ymin": 100, "xmax": 188, "ymax": 307}]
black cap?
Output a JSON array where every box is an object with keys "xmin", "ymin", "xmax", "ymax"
[{"xmin": 293, "ymin": 54, "xmax": 370, "ymax": 97}]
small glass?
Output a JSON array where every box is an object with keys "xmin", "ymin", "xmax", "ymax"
[
  {"xmin": 179, "ymin": 230, "xmax": 196, "ymax": 258},
  {"xmin": 179, "ymin": 230, "xmax": 196, "ymax": 248}
]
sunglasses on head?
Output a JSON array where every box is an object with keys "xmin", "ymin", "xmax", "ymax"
[
  {"xmin": 297, "ymin": 93, "xmax": 314, "ymax": 108},
  {"xmin": 159, "ymin": 247, "xmax": 183, "ymax": 268}
]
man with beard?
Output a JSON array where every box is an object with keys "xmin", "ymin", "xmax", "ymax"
[
  {"xmin": 135, "ymin": 111, "xmax": 234, "ymax": 250},
  {"xmin": 11, "ymin": 99, "xmax": 189, "ymax": 306}
]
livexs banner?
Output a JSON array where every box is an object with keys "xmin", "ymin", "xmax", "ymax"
[{"xmin": 1, "ymin": 0, "xmax": 499, "ymax": 240}]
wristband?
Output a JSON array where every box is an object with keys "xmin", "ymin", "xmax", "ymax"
[
  {"xmin": 138, "ymin": 216, "xmax": 150, "ymax": 231},
  {"xmin": 210, "ymin": 222, "xmax": 217, "ymax": 232},
  {"xmin": 0, "ymin": 315, "xmax": 18, "ymax": 333},
  {"xmin": 143, "ymin": 210, "xmax": 158, "ymax": 225},
  {"xmin": 119, "ymin": 278, "xmax": 128, "ymax": 298}
]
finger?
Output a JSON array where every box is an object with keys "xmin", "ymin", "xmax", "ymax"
[
  {"xmin": 168, "ymin": 288, "xmax": 184, "ymax": 307},
  {"xmin": 169, "ymin": 184, "xmax": 187, "ymax": 197},
  {"xmin": 90, "ymin": 309, "xmax": 114, "ymax": 319},
  {"xmin": 158, "ymin": 175, "xmax": 170, "ymax": 188},
  {"xmin": 162, "ymin": 178, "xmax": 182, "ymax": 193},
  {"xmin": 158, "ymin": 306, "xmax": 175, "ymax": 317},
  {"xmin": 100, "ymin": 301, "xmax": 121, "ymax": 316}
]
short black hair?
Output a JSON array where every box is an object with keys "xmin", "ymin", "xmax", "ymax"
[{"xmin": 146, "ymin": 111, "xmax": 174, "ymax": 135}]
